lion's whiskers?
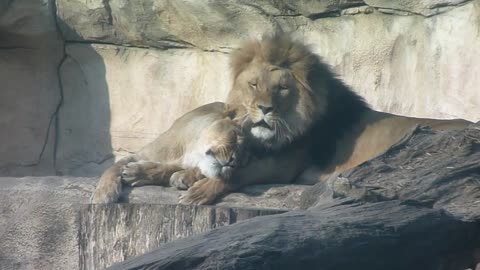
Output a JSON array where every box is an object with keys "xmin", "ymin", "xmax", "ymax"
[
  {"xmin": 239, "ymin": 113, "xmax": 250, "ymax": 130},
  {"xmin": 275, "ymin": 118, "xmax": 294, "ymax": 144}
]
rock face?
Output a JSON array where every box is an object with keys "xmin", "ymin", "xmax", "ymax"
[
  {"xmin": 0, "ymin": 176, "xmax": 307, "ymax": 269},
  {"xmin": 53, "ymin": 0, "xmax": 480, "ymax": 175},
  {"xmin": 79, "ymin": 204, "xmax": 284, "ymax": 270},
  {"xmin": 2, "ymin": 0, "xmax": 478, "ymax": 175},
  {"xmin": 363, "ymin": 0, "xmax": 471, "ymax": 16},
  {"xmin": 56, "ymin": 44, "xmax": 230, "ymax": 175},
  {"xmin": 0, "ymin": 0, "xmax": 63, "ymax": 176},
  {"xmin": 0, "ymin": 177, "xmax": 93, "ymax": 270},
  {"xmin": 109, "ymin": 122, "xmax": 480, "ymax": 270}
]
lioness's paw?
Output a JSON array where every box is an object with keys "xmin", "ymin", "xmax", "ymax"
[
  {"xmin": 121, "ymin": 162, "xmax": 141, "ymax": 182},
  {"xmin": 90, "ymin": 190, "xmax": 119, "ymax": 204},
  {"xmin": 121, "ymin": 162, "xmax": 149, "ymax": 187},
  {"xmin": 170, "ymin": 170, "xmax": 198, "ymax": 190},
  {"xmin": 90, "ymin": 177, "xmax": 121, "ymax": 204},
  {"xmin": 178, "ymin": 178, "xmax": 224, "ymax": 205}
]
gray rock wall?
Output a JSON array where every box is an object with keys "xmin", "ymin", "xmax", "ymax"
[
  {"xmin": 1, "ymin": 0, "xmax": 480, "ymax": 175},
  {"xmin": 0, "ymin": 0, "xmax": 63, "ymax": 176},
  {"xmin": 0, "ymin": 177, "xmax": 93, "ymax": 269}
]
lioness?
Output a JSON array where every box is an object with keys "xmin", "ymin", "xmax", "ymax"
[
  {"xmin": 91, "ymin": 102, "xmax": 248, "ymax": 204},
  {"xmin": 179, "ymin": 33, "xmax": 472, "ymax": 204}
]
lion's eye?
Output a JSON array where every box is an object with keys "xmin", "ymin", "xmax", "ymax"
[
  {"xmin": 279, "ymin": 88, "xmax": 289, "ymax": 97},
  {"xmin": 249, "ymin": 81, "xmax": 257, "ymax": 90},
  {"xmin": 205, "ymin": 149, "xmax": 214, "ymax": 156}
]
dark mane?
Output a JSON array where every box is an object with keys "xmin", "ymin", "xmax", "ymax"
[
  {"xmin": 307, "ymin": 58, "xmax": 370, "ymax": 168},
  {"xmin": 230, "ymin": 32, "xmax": 316, "ymax": 84}
]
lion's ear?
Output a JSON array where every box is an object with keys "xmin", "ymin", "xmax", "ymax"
[{"xmin": 291, "ymin": 72, "xmax": 313, "ymax": 93}]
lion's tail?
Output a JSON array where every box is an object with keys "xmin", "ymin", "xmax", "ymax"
[{"xmin": 90, "ymin": 155, "xmax": 138, "ymax": 204}]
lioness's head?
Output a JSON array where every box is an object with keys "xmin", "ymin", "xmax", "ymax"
[
  {"xmin": 226, "ymin": 33, "xmax": 328, "ymax": 150},
  {"xmin": 198, "ymin": 118, "xmax": 249, "ymax": 180}
]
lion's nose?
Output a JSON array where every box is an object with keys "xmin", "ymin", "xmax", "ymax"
[{"xmin": 258, "ymin": 104, "xmax": 273, "ymax": 115}]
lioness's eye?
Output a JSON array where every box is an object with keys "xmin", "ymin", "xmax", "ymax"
[
  {"xmin": 279, "ymin": 88, "xmax": 289, "ymax": 97},
  {"xmin": 205, "ymin": 149, "xmax": 214, "ymax": 156},
  {"xmin": 249, "ymin": 81, "xmax": 257, "ymax": 90}
]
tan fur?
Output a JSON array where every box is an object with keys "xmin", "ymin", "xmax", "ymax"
[
  {"xmin": 91, "ymin": 102, "xmax": 248, "ymax": 203},
  {"xmin": 180, "ymin": 178, "xmax": 229, "ymax": 205},
  {"xmin": 179, "ymin": 33, "xmax": 472, "ymax": 204},
  {"xmin": 302, "ymin": 111, "xmax": 472, "ymax": 183},
  {"xmin": 170, "ymin": 167, "xmax": 205, "ymax": 191}
]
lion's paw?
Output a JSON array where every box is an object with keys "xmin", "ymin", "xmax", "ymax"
[
  {"xmin": 170, "ymin": 170, "xmax": 198, "ymax": 190},
  {"xmin": 178, "ymin": 178, "xmax": 224, "ymax": 205}
]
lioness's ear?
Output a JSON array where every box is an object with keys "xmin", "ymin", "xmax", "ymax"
[
  {"xmin": 224, "ymin": 104, "xmax": 238, "ymax": 120},
  {"xmin": 224, "ymin": 104, "xmax": 247, "ymax": 125}
]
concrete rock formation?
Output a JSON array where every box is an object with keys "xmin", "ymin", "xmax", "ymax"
[{"xmin": 0, "ymin": 176, "xmax": 305, "ymax": 269}]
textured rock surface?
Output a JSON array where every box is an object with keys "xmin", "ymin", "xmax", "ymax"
[
  {"xmin": 56, "ymin": 0, "xmax": 366, "ymax": 49},
  {"xmin": 0, "ymin": 0, "xmax": 63, "ymax": 176},
  {"xmin": 80, "ymin": 205, "xmax": 283, "ymax": 270},
  {"xmin": 0, "ymin": 176, "xmax": 306, "ymax": 269},
  {"xmin": 364, "ymin": 0, "xmax": 471, "ymax": 16},
  {"xmin": 109, "ymin": 123, "xmax": 480, "ymax": 270},
  {"xmin": 0, "ymin": 177, "xmax": 93, "ymax": 270},
  {"xmin": 125, "ymin": 184, "xmax": 307, "ymax": 210},
  {"xmin": 304, "ymin": 2, "xmax": 480, "ymax": 122}
]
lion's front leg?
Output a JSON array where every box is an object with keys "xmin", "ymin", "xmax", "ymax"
[
  {"xmin": 179, "ymin": 178, "xmax": 232, "ymax": 205},
  {"xmin": 121, "ymin": 161, "xmax": 182, "ymax": 187}
]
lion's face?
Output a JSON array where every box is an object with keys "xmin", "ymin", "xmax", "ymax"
[
  {"xmin": 197, "ymin": 119, "xmax": 249, "ymax": 180},
  {"xmin": 228, "ymin": 61, "xmax": 321, "ymax": 150}
]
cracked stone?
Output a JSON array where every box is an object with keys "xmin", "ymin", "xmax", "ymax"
[{"xmin": 0, "ymin": 0, "xmax": 64, "ymax": 176}]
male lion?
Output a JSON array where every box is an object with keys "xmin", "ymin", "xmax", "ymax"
[
  {"xmin": 179, "ymin": 33, "xmax": 472, "ymax": 204},
  {"xmin": 91, "ymin": 102, "xmax": 248, "ymax": 204}
]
